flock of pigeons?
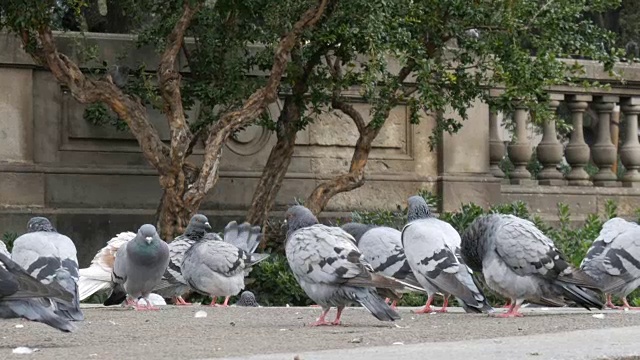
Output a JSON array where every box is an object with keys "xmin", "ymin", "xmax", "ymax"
[{"xmin": 1, "ymin": 194, "xmax": 640, "ymax": 333}]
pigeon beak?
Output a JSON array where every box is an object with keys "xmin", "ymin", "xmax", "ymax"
[
  {"xmin": 204, "ymin": 222, "xmax": 212, "ymax": 231},
  {"xmin": 145, "ymin": 236, "xmax": 153, "ymax": 243}
]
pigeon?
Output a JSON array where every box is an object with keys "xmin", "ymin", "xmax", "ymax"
[
  {"xmin": 78, "ymin": 231, "xmax": 135, "ymax": 301},
  {"xmin": 235, "ymin": 291, "xmax": 259, "ymax": 307},
  {"xmin": 0, "ymin": 252, "xmax": 76, "ymax": 332},
  {"xmin": 460, "ymin": 214, "xmax": 604, "ymax": 317},
  {"xmin": 153, "ymin": 214, "xmax": 212, "ymax": 305},
  {"xmin": 103, "ymin": 224, "xmax": 170, "ymax": 310},
  {"xmin": 340, "ymin": 222, "xmax": 426, "ymax": 308},
  {"xmin": 180, "ymin": 223, "xmax": 269, "ymax": 307},
  {"xmin": 401, "ymin": 196, "xmax": 493, "ymax": 314},
  {"xmin": 0, "ymin": 241, "xmax": 9, "ymax": 257},
  {"xmin": 284, "ymin": 205, "xmax": 421, "ymax": 326},
  {"xmin": 580, "ymin": 217, "xmax": 640, "ymax": 309},
  {"xmin": 11, "ymin": 217, "xmax": 83, "ymax": 321}
]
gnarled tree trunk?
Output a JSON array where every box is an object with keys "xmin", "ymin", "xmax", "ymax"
[
  {"xmin": 245, "ymin": 96, "xmax": 301, "ymax": 226},
  {"xmin": 305, "ymin": 125, "xmax": 381, "ymax": 214}
]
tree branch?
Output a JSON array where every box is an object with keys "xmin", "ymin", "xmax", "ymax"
[
  {"xmin": 32, "ymin": 28, "xmax": 170, "ymax": 172},
  {"xmin": 158, "ymin": 1, "xmax": 203, "ymax": 168},
  {"xmin": 184, "ymin": 0, "xmax": 334, "ymax": 205}
]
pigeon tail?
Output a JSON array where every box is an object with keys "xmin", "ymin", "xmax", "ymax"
[
  {"xmin": 78, "ymin": 277, "xmax": 111, "ymax": 301},
  {"xmin": 103, "ymin": 287, "xmax": 127, "ymax": 306},
  {"xmin": 53, "ymin": 274, "xmax": 84, "ymax": 321},
  {"xmin": 224, "ymin": 221, "xmax": 263, "ymax": 253},
  {"xmin": 353, "ymin": 288, "xmax": 401, "ymax": 321},
  {"xmin": 4, "ymin": 300, "xmax": 77, "ymax": 332},
  {"xmin": 458, "ymin": 296, "xmax": 494, "ymax": 313},
  {"xmin": 558, "ymin": 283, "xmax": 604, "ymax": 310}
]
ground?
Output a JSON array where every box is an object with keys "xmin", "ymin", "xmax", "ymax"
[{"xmin": 1, "ymin": 306, "xmax": 640, "ymax": 359}]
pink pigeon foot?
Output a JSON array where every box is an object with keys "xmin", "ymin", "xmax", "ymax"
[
  {"xmin": 436, "ymin": 296, "xmax": 449, "ymax": 313},
  {"xmin": 310, "ymin": 308, "xmax": 332, "ymax": 326},
  {"xmin": 331, "ymin": 307, "xmax": 345, "ymax": 326},
  {"xmin": 390, "ymin": 300, "xmax": 398, "ymax": 310},
  {"xmin": 209, "ymin": 296, "xmax": 219, "ymax": 307},
  {"xmin": 174, "ymin": 296, "xmax": 192, "ymax": 306},
  {"xmin": 413, "ymin": 295, "xmax": 435, "ymax": 314},
  {"xmin": 622, "ymin": 297, "xmax": 640, "ymax": 310},
  {"xmin": 220, "ymin": 296, "xmax": 230, "ymax": 307},
  {"xmin": 491, "ymin": 301, "xmax": 523, "ymax": 318},
  {"xmin": 605, "ymin": 294, "xmax": 623, "ymax": 309}
]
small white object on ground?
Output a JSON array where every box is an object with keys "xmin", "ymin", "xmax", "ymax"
[
  {"xmin": 392, "ymin": 342, "xmax": 404, "ymax": 345},
  {"xmin": 592, "ymin": 313, "xmax": 605, "ymax": 319},
  {"xmin": 15, "ymin": 324, "xmax": 24, "ymax": 328},
  {"xmin": 12, "ymin": 347, "xmax": 38, "ymax": 354},
  {"xmin": 194, "ymin": 310, "xmax": 207, "ymax": 318},
  {"xmin": 137, "ymin": 293, "xmax": 166, "ymax": 306}
]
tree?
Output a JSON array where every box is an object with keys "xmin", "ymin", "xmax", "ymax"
[
  {"xmin": 247, "ymin": 0, "xmax": 624, "ymax": 222},
  {"xmin": 1, "ymin": 0, "xmax": 332, "ymax": 239}
]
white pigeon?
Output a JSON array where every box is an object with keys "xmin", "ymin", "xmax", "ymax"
[
  {"xmin": 180, "ymin": 228, "xmax": 269, "ymax": 307},
  {"xmin": 401, "ymin": 196, "xmax": 492, "ymax": 314},
  {"xmin": 580, "ymin": 217, "xmax": 640, "ymax": 309},
  {"xmin": 340, "ymin": 222, "xmax": 426, "ymax": 308},
  {"xmin": 461, "ymin": 214, "xmax": 603, "ymax": 317},
  {"xmin": 284, "ymin": 205, "xmax": 421, "ymax": 326},
  {"xmin": 0, "ymin": 252, "xmax": 76, "ymax": 332},
  {"xmin": 103, "ymin": 224, "xmax": 170, "ymax": 310},
  {"xmin": 153, "ymin": 214, "xmax": 212, "ymax": 305},
  {"xmin": 78, "ymin": 231, "xmax": 135, "ymax": 301},
  {"xmin": 11, "ymin": 217, "xmax": 83, "ymax": 321}
]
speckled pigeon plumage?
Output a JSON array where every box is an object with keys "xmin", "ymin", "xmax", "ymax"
[
  {"xmin": 103, "ymin": 224, "xmax": 170, "ymax": 310},
  {"xmin": 340, "ymin": 223, "xmax": 425, "ymax": 294},
  {"xmin": 153, "ymin": 214, "xmax": 212, "ymax": 304},
  {"xmin": 11, "ymin": 217, "xmax": 83, "ymax": 321},
  {"xmin": 402, "ymin": 196, "xmax": 492, "ymax": 314},
  {"xmin": 0, "ymin": 252, "xmax": 76, "ymax": 332},
  {"xmin": 235, "ymin": 291, "xmax": 259, "ymax": 307},
  {"xmin": 580, "ymin": 217, "xmax": 640, "ymax": 309},
  {"xmin": 461, "ymin": 214, "xmax": 603, "ymax": 317},
  {"xmin": 181, "ymin": 223, "xmax": 269, "ymax": 307},
  {"xmin": 284, "ymin": 205, "xmax": 420, "ymax": 326}
]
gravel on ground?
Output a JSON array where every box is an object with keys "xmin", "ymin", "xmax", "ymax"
[{"xmin": 1, "ymin": 306, "xmax": 639, "ymax": 359}]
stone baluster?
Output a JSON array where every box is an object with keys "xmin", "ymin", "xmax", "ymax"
[
  {"xmin": 489, "ymin": 106, "xmax": 506, "ymax": 178},
  {"xmin": 565, "ymin": 95, "xmax": 592, "ymax": 186},
  {"xmin": 536, "ymin": 93, "xmax": 565, "ymax": 185},
  {"xmin": 508, "ymin": 103, "xmax": 536, "ymax": 185},
  {"xmin": 620, "ymin": 97, "xmax": 640, "ymax": 187},
  {"xmin": 592, "ymin": 96, "xmax": 620, "ymax": 186}
]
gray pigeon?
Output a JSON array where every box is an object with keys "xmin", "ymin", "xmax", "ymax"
[
  {"xmin": 285, "ymin": 205, "xmax": 419, "ymax": 326},
  {"xmin": 461, "ymin": 214, "xmax": 603, "ymax": 317},
  {"xmin": 153, "ymin": 214, "xmax": 212, "ymax": 305},
  {"xmin": 340, "ymin": 222, "xmax": 426, "ymax": 307},
  {"xmin": 103, "ymin": 224, "xmax": 170, "ymax": 310},
  {"xmin": 11, "ymin": 217, "xmax": 83, "ymax": 321},
  {"xmin": 402, "ymin": 196, "xmax": 492, "ymax": 314},
  {"xmin": 0, "ymin": 252, "xmax": 76, "ymax": 332},
  {"xmin": 180, "ymin": 224, "xmax": 269, "ymax": 307},
  {"xmin": 580, "ymin": 217, "xmax": 640, "ymax": 309},
  {"xmin": 235, "ymin": 291, "xmax": 259, "ymax": 307}
]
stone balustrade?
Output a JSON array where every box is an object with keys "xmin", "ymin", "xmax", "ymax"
[{"xmin": 490, "ymin": 91, "xmax": 640, "ymax": 189}]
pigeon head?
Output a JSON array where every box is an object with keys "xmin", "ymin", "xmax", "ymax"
[
  {"xmin": 138, "ymin": 224, "xmax": 159, "ymax": 244},
  {"xmin": 185, "ymin": 214, "xmax": 212, "ymax": 239},
  {"xmin": 284, "ymin": 205, "xmax": 318, "ymax": 236},
  {"xmin": 341, "ymin": 222, "xmax": 375, "ymax": 245},
  {"xmin": 27, "ymin": 217, "xmax": 56, "ymax": 233},
  {"xmin": 407, "ymin": 195, "xmax": 433, "ymax": 222},
  {"xmin": 236, "ymin": 291, "xmax": 259, "ymax": 307}
]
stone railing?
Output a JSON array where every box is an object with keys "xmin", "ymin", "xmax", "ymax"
[{"xmin": 485, "ymin": 64, "xmax": 640, "ymax": 220}]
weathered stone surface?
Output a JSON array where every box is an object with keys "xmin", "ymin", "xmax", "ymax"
[
  {"xmin": 0, "ymin": 68, "xmax": 33, "ymax": 162},
  {"xmin": 0, "ymin": 172, "xmax": 44, "ymax": 207}
]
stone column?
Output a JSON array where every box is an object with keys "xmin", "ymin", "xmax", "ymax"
[
  {"xmin": 620, "ymin": 97, "xmax": 640, "ymax": 187},
  {"xmin": 489, "ymin": 107, "xmax": 506, "ymax": 179},
  {"xmin": 507, "ymin": 103, "xmax": 536, "ymax": 185},
  {"xmin": 536, "ymin": 93, "xmax": 565, "ymax": 185},
  {"xmin": 565, "ymin": 95, "xmax": 592, "ymax": 186},
  {"xmin": 592, "ymin": 96, "xmax": 620, "ymax": 187}
]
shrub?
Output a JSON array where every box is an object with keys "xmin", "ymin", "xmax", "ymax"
[{"xmin": 2, "ymin": 232, "xmax": 17, "ymax": 252}]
